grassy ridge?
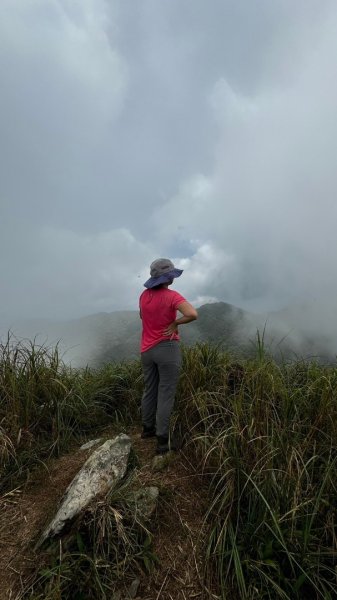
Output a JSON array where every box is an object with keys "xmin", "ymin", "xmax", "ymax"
[
  {"xmin": 0, "ymin": 335, "xmax": 142, "ymax": 492},
  {"xmin": 177, "ymin": 345, "xmax": 337, "ymax": 598},
  {"xmin": 1, "ymin": 336, "xmax": 336, "ymax": 598}
]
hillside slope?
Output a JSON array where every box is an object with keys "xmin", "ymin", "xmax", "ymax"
[
  {"xmin": 4, "ymin": 299, "xmax": 337, "ymax": 366},
  {"xmin": 6, "ymin": 302, "xmax": 256, "ymax": 366}
]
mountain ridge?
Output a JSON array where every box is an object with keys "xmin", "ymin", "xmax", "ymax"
[{"xmin": 3, "ymin": 300, "xmax": 337, "ymax": 366}]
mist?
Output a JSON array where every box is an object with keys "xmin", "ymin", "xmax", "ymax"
[{"xmin": 1, "ymin": 0, "xmax": 337, "ymax": 358}]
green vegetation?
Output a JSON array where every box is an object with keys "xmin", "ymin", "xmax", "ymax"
[
  {"xmin": 25, "ymin": 476, "xmax": 155, "ymax": 599},
  {"xmin": 1, "ymin": 335, "xmax": 336, "ymax": 598},
  {"xmin": 177, "ymin": 344, "xmax": 337, "ymax": 599},
  {"xmin": 0, "ymin": 334, "xmax": 142, "ymax": 493}
]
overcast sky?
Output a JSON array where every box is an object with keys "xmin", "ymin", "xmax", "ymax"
[{"xmin": 1, "ymin": 0, "xmax": 337, "ymax": 323}]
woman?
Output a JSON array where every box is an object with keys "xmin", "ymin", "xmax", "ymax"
[{"xmin": 139, "ymin": 258, "xmax": 198, "ymax": 454}]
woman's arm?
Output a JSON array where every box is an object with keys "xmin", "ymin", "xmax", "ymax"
[
  {"xmin": 175, "ymin": 302, "xmax": 198, "ymax": 325},
  {"xmin": 164, "ymin": 302, "xmax": 198, "ymax": 337}
]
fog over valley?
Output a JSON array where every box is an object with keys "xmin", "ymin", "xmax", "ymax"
[
  {"xmin": 1, "ymin": 0, "xmax": 337, "ymax": 362},
  {"xmin": 6, "ymin": 299, "xmax": 337, "ymax": 368}
]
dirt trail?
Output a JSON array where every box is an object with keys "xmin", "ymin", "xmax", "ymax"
[
  {"xmin": 0, "ymin": 431, "xmax": 212, "ymax": 600},
  {"xmin": 0, "ymin": 449, "xmax": 91, "ymax": 599},
  {"xmin": 132, "ymin": 434, "xmax": 211, "ymax": 599}
]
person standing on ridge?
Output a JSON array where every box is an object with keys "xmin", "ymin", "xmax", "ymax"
[{"xmin": 139, "ymin": 258, "xmax": 198, "ymax": 455}]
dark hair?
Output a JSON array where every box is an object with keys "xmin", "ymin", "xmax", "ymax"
[
  {"xmin": 152, "ymin": 278, "xmax": 173, "ymax": 290},
  {"xmin": 152, "ymin": 283, "xmax": 165, "ymax": 290}
]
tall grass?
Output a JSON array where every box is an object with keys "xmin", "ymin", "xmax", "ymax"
[
  {"xmin": 177, "ymin": 344, "xmax": 337, "ymax": 599},
  {"xmin": 1, "ymin": 336, "xmax": 336, "ymax": 598},
  {"xmin": 0, "ymin": 335, "xmax": 142, "ymax": 491}
]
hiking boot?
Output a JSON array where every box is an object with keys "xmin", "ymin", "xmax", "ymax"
[
  {"xmin": 156, "ymin": 435, "xmax": 177, "ymax": 455},
  {"xmin": 141, "ymin": 426, "xmax": 156, "ymax": 439}
]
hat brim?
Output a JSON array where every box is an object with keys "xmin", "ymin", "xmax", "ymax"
[{"xmin": 143, "ymin": 268, "xmax": 183, "ymax": 289}]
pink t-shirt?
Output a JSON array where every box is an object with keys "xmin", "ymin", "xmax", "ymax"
[{"xmin": 139, "ymin": 288, "xmax": 187, "ymax": 352}]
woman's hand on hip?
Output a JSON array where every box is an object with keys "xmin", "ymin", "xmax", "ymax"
[{"xmin": 163, "ymin": 321, "xmax": 178, "ymax": 338}]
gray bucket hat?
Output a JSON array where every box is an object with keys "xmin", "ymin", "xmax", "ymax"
[{"xmin": 144, "ymin": 258, "xmax": 183, "ymax": 289}]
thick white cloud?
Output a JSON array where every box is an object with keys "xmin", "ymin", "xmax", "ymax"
[
  {"xmin": 0, "ymin": 0, "xmax": 126, "ymax": 115},
  {"xmin": 0, "ymin": 225, "xmax": 156, "ymax": 321},
  {"xmin": 152, "ymin": 5, "xmax": 337, "ymax": 310},
  {"xmin": 0, "ymin": 0, "xmax": 127, "ymax": 229},
  {"xmin": 1, "ymin": 0, "xmax": 337, "ymax": 328}
]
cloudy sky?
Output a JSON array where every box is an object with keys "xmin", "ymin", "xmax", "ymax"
[{"xmin": 1, "ymin": 0, "xmax": 337, "ymax": 323}]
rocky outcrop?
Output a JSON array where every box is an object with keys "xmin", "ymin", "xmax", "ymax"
[{"xmin": 38, "ymin": 434, "xmax": 131, "ymax": 546}]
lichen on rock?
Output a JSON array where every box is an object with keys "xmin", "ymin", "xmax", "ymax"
[{"xmin": 37, "ymin": 434, "xmax": 131, "ymax": 546}]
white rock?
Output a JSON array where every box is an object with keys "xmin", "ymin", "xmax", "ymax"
[
  {"xmin": 38, "ymin": 434, "xmax": 131, "ymax": 546},
  {"xmin": 80, "ymin": 438, "xmax": 102, "ymax": 450}
]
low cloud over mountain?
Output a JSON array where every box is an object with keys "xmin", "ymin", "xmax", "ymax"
[{"xmin": 7, "ymin": 300, "xmax": 337, "ymax": 367}]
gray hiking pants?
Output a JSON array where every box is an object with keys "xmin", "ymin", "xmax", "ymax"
[{"xmin": 141, "ymin": 340, "xmax": 182, "ymax": 438}]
